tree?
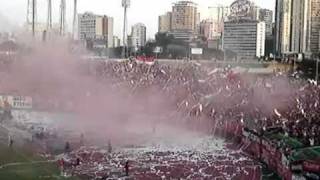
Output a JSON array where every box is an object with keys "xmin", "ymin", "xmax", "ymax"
[
  {"xmin": 155, "ymin": 32, "xmax": 173, "ymax": 47},
  {"xmin": 155, "ymin": 32, "xmax": 174, "ymax": 56},
  {"xmin": 224, "ymin": 50, "xmax": 237, "ymax": 61},
  {"xmin": 108, "ymin": 47, "xmax": 123, "ymax": 58},
  {"xmin": 140, "ymin": 41, "xmax": 156, "ymax": 56},
  {"xmin": 203, "ymin": 48, "xmax": 224, "ymax": 60},
  {"xmin": 167, "ymin": 44, "xmax": 188, "ymax": 59}
]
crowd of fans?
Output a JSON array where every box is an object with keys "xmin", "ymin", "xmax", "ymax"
[
  {"xmin": 3, "ymin": 57, "xmax": 319, "ymax": 151},
  {"xmin": 90, "ymin": 59, "xmax": 320, "ymax": 149}
]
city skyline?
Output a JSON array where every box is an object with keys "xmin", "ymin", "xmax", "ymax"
[{"xmin": 0, "ymin": 0, "xmax": 275, "ymax": 39}]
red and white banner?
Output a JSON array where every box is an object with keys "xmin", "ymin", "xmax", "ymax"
[
  {"xmin": 303, "ymin": 161, "xmax": 320, "ymax": 173},
  {"xmin": 135, "ymin": 56, "xmax": 155, "ymax": 65}
]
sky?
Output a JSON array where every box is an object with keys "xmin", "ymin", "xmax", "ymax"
[{"xmin": 0, "ymin": 0, "xmax": 275, "ymax": 39}]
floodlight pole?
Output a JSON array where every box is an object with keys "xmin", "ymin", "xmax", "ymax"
[{"xmin": 122, "ymin": 0, "xmax": 130, "ymax": 59}]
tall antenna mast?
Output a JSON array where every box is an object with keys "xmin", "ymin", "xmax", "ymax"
[
  {"xmin": 32, "ymin": 0, "xmax": 36, "ymax": 37},
  {"xmin": 122, "ymin": 0, "xmax": 130, "ymax": 58},
  {"xmin": 47, "ymin": 0, "xmax": 52, "ymax": 31},
  {"xmin": 73, "ymin": 0, "xmax": 78, "ymax": 39},
  {"xmin": 27, "ymin": 0, "xmax": 30, "ymax": 25},
  {"xmin": 27, "ymin": 0, "xmax": 37, "ymax": 37},
  {"xmin": 59, "ymin": 0, "xmax": 66, "ymax": 36}
]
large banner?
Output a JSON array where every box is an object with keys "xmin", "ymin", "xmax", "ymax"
[
  {"xmin": 136, "ymin": 56, "xmax": 155, "ymax": 65},
  {"xmin": 303, "ymin": 161, "xmax": 320, "ymax": 173},
  {"xmin": 191, "ymin": 48, "xmax": 203, "ymax": 55}
]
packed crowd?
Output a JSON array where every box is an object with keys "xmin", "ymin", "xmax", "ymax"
[
  {"xmin": 62, "ymin": 145, "xmax": 261, "ymax": 179},
  {"xmin": 9, "ymin": 58, "xmax": 314, "ymax": 179},
  {"xmin": 91, "ymin": 59, "xmax": 320, "ymax": 148}
]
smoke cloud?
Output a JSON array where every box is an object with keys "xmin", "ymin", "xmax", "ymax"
[
  {"xmin": 0, "ymin": 40, "xmax": 299, "ymax": 146},
  {"xmin": 0, "ymin": 41, "xmax": 191, "ymax": 145}
]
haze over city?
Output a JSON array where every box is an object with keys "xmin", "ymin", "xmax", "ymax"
[{"xmin": 0, "ymin": 0, "xmax": 275, "ymax": 38}]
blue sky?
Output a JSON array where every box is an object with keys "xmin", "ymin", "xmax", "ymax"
[{"xmin": 0, "ymin": 0, "xmax": 275, "ymax": 38}]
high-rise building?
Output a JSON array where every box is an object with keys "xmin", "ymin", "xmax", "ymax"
[
  {"xmin": 223, "ymin": 21, "xmax": 266, "ymax": 60},
  {"xmin": 291, "ymin": 0, "xmax": 308, "ymax": 53},
  {"xmin": 171, "ymin": 1, "xmax": 198, "ymax": 33},
  {"xmin": 200, "ymin": 19, "xmax": 213, "ymax": 40},
  {"xmin": 209, "ymin": 6, "xmax": 230, "ymax": 38},
  {"xmin": 196, "ymin": 12, "xmax": 201, "ymax": 34},
  {"xmin": 275, "ymin": 0, "xmax": 293, "ymax": 54},
  {"xmin": 228, "ymin": 0, "xmax": 260, "ymax": 22},
  {"xmin": 222, "ymin": 0, "xmax": 265, "ymax": 60},
  {"xmin": 158, "ymin": 12, "xmax": 172, "ymax": 33},
  {"xmin": 131, "ymin": 23, "xmax": 146, "ymax": 51},
  {"xmin": 309, "ymin": 0, "xmax": 320, "ymax": 53},
  {"xmin": 127, "ymin": 35, "xmax": 132, "ymax": 48},
  {"xmin": 103, "ymin": 16, "xmax": 114, "ymax": 48},
  {"xmin": 259, "ymin": 9, "xmax": 273, "ymax": 38},
  {"xmin": 113, "ymin": 36, "xmax": 121, "ymax": 48},
  {"xmin": 78, "ymin": 12, "xmax": 114, "ymax": 48},
  {"xmin": 275, "ymin": 0, "xmax": 320, "ymax": 55}
]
